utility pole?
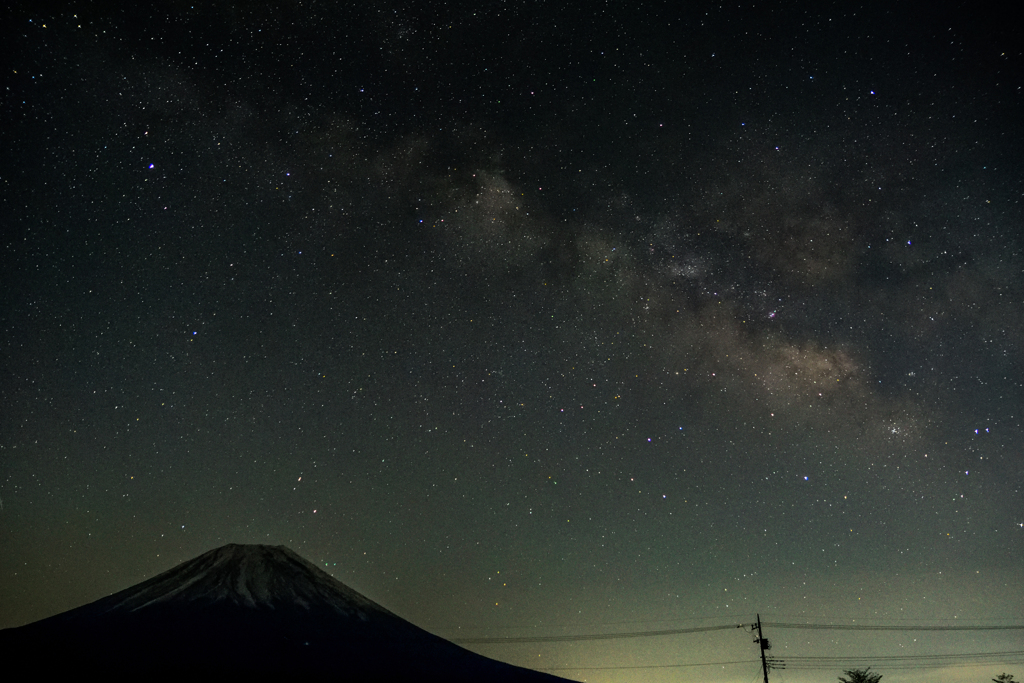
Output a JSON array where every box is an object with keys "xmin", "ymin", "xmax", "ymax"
[{"xmin": 754, "ymin": 613, "xmax": 770, "ymax": 683}]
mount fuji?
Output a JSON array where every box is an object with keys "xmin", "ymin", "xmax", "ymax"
[{"xmin": 0, "ymin": 544, "xmax": 573, "ymax": 681}]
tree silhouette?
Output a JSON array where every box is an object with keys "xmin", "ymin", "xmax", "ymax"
[
  {"xmin": 992, "ymin": 675, "xmax": 1016, "ymax": 683},
  {"xmin": 838, "ymin": 668, "xmax": 882, "ymax": 683}
]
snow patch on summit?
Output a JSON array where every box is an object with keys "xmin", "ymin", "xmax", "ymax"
[{"xmin": 104, "ymin": 544, "xmax": 393, "ymax": 621}]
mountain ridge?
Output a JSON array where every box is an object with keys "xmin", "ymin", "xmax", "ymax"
[{"xmin": 0, "ymin": 543, "xmax": 572, "ymax": 681}]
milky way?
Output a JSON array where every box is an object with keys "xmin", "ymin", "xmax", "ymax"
[{"xmin": 2, "ymin": 3, "xmax": 1022, "ymax": 681}]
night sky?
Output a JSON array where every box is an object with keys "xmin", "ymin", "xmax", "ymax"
[{"xmin": 2, "ymin": 2, "xmax": 1022, "ymax": 681}]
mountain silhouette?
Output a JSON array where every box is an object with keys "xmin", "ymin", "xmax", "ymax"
[{"xmin": 0, "ymin": 544, "xmax": 573, "ymax": 681}]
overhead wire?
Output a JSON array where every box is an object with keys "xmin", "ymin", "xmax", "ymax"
[
  {"xmin": 539, "ymin": 659, "xmax": 757, "ymax": 671},
  {"xmin": 453, "ymin": 621, "xmax": 1024, "ymax": 644},
  {"xmin": 764, "ymin": 622, "xmax": 1024, "ymax": 632},
  {"xmin": 532, "ymin": 651, "xmax": 1024, "ymax": 673},
  {"xmin": 453, "ymin": 622, "xmax": 745, "ymax": 643},
  {"xmin": 781, "ymin": 656, "xmax": 1024, "ymax": 671},
  {"xmin": 778, "ymin": 650, "xmax": 1024, "ymax": 663},
  {"xmin": 454, "ymin": 618, "xmax": 1024, "ymax": 673}
]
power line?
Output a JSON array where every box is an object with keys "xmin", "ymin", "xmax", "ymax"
[
  {"xmin": 532, "ymin": 651, "xmax": 1024, "ymax": 673},
  {"xmin": 768, "ymin": 614, "xmax": 1024, "ymax": 623},
  {"xmin": 453, "ymin": 623, "xmax": 744, "ymax": 644},
  {"xmin": 780, "ymin": 650, "xmax": 1024, "ymax": 662},
  {"xmin": 782, "ymin": 657, "xmax": 1024, "ymax": 672},
  {"xmin": 540, "ymin": 659, "xmax": 757, "ymax": 671},
  {"xmin": 764, "ymin": 622, "xmax": 1024, "ymax": 632},
  {"xmin": 453, "ymin": 621, "xmax": 1024, "ymax": 644},
  {"xmin": 452, "ymin": 617, "xmax": 1024, "ymax": 680}
]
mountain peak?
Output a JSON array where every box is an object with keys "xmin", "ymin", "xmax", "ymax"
[{"xmin": 103, "ymin": 543, "xmax": 390, "ymax": 619}]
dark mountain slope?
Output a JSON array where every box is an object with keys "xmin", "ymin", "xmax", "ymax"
[{"xmin": 0, "ymin": 544, "xmax": 572, "ymax": 681}]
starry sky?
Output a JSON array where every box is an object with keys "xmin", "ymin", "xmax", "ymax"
[{"xmin": 1, "ymin": 2, "xmax": 1022, "ymax": 681}]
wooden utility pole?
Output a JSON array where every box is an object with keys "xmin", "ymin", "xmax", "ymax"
[{"xmin": 755, "ymin": 613, "xmax": 770, "ymax": 683}]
